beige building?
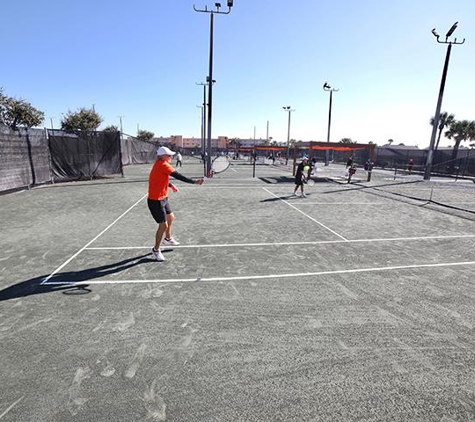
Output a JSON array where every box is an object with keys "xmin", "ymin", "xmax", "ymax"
[
  {"xmin": 151, "ymin": 135, "xmax": 280, "ymax": 150},
  {"xmin": 166, "ymin": 136, "xmax": 229, "ymax": 150}
]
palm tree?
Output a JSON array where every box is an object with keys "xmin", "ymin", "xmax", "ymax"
[
  {"xmin": 430, "ymin": 112, "xmax": 455, "ymax": 151},
  {"xmin": 340, "ymin": 138, "xmax": 356, "ymax": 144},
  {"xmin": 228, "ymin": 137, "xmax": 241, "ymax": 151},
  {"xmin": 445, "ymin": 120, "xmax": 475, "ymax": 167}
]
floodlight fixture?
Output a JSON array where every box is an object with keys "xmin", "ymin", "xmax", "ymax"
[
  {"xmin": 227, "ymin": 0, "xmax": 233, "ymax": 7},
  {"xmin": 323, "ymin": 82, "xmax": 331, "ymax": 90},
  {"xmin": 215, "ymin": 2, "xmax": 221, "ymax": 8},
  {"xmin": 446, "ymin": 21, "xmax": 458, "ymax": 38},
  {"xmin": 431, "ymin": 28, "xmax": 439, "ymax": 38}
]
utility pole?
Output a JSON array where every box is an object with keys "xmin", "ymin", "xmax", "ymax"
[{"xmin": 424, "ymin": 22, "xmax": 465, "ymax": 180}]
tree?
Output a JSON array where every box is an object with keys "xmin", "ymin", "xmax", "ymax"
[
  {"xmin": 103, "ymin": 125, "xmax": 119, "ymax": 132},
  {"xmin": 228, "ymin": 137, "xmax": 241, "ymax": 150},
  {"xmin": 0, "ymin": 88, "xmax": 44, "ymax": 130},
  {"xmin": 387, "ymin": 139, "xmax": 394, "ymax": 145},
  {"xmin": 340, "ymin": 138, "xmax": 355, "ymax": 144},
  {"xmin": 136, "ymin": 130, "xmax": 154, "ymax": 142},
  {"xmin": 445, "ymin": 120, "xmax": 475, "ymax": 166},
  {"xmin": 430, "ymin": 112, "xmax": 455, "ymax": 151},
  {"xmin": 61, "ymin": 107, "xmax": 102, "ymax": 133}
]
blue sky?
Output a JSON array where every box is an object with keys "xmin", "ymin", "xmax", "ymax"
[{"xmin": 1, "ymin": 0, "xmax": 474, "ymax": 148}]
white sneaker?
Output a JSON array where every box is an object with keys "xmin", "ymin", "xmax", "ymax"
[
  {"xmin": 301, "ymin": 193, "xmax": 307, "ymax": 198},
  {"xmin": 162, "ymin": 237, "xmax": 180, "ymax": 246},
  {"xmin": 151, "ymin": 248, "xmax": 165, "ymax": 261}
]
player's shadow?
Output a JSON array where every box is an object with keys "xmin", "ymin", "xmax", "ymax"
[
  {"xmin": 0, "ymin": 253, "xmax": 155, "ymax": 302},
  {"xmin": 260, "ymin": 194, "xmax": 312, "ymax": 202}
]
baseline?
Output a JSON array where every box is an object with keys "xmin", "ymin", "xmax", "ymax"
[{"xmin": 41, "ymin": 259, "xmax": 475, "ymax": 285}]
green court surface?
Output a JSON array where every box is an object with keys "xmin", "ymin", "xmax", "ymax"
[{"xmin": 2, "ymin": 158, "xmax": 475, "ymax": 421}]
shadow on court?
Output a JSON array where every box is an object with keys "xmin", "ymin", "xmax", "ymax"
[
  {"xmin": 260, "ymin": 194, "xmax": 315, "ymax": 202},
  {"xmin": 259, "ymin": 176, "xmax": 331, "ymax": 184},
  {"xmin": 0, "ymin": 253, "xmax": 154, "ymax": 302}
]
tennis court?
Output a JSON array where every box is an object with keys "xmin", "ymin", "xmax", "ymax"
[{"xmin": 2, "ymin": 158, "xmax": 475, "ymax": 421}]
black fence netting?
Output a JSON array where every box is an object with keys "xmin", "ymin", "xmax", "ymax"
[
  {"xmin": 121, "ymin": 136, "xmax": 160, "ymax": 165},
  {"xmin": 0, "ymin": 126, "xmax": 52, "ymax": 192},
  {"xmin": 48, "ymin": 130, "xmax": 122, "ymax": 182}
]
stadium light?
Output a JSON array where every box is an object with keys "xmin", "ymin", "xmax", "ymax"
[
  {"xmin": 424, "ymin": 23, "xmax": 465, "ymax": 180},
  {"xmin": 193, "ymin": 2, "xmax": 234, "ymax": 176},
  {"xmin": 323, "ymin": 82, "xmax": 339, "ymax": 166},
  {"xmin": 446, "ymin": 22, "xmax": 458, "ymax": 38}
]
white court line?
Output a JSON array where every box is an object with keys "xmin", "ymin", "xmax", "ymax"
[
  {"xmin": 84, "ymin": 233, "xmax": 475, "ymax": 250},
  {"xmin": 40, "ymin": 194, "xmax": 147, "ymax": 284},
  {"xmin": 41, "ymin": 260, "xmax": 475, "ymax": 285},
  {"xmin": 262, "ymin": 187, "xmax": 348, "ymax": 241},
  {"xmin": 0, "ymin": 396, "xmax": 24, "ymax": 420},
  {"xmin": 293, "ymin": 202, "xmax": 392, "ymax": 205}
]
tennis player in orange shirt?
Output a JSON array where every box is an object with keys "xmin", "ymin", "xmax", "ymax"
[{"xmin": 148, "ymin": 146, "xmax": 204, "ymax": 261}]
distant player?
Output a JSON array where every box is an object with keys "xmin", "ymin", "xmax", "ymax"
[
  {"xmin": 176, "ymin": 151, "xmax": 183, "ymax": 167},
  {"xmin": 293, "ymin": 156, "xmax": 309, "ymax": 198}
]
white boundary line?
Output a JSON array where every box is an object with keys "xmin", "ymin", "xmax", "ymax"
[
  {"xmin": 42, "ymin": 260, "xmax": 475, "ymax": 285},
  {"xmin": 84, "ymin": 233, "xmax": 475, "ymax": 250},
  {"xmin": 262, "ymin": 187, "xmax": 348, "ymax": 241},
  {"xmin": 0, "ymin": 396, "xmax": 24, "ymax": 420},
  {"xmin": 40, "ymin": 194, "xmax": 147, "ymax": 284}
]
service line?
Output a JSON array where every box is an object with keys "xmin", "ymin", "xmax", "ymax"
[
  {"xmin": 262, "ymin": 187, "xmax": 348, "ymax": 241},
  {"xmin": 85, "ymin": 233, "xmax": 475, "ymax": 250}
]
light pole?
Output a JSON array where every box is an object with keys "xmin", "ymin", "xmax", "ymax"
[
  {"xmin": 323, "ymin": 82, "xmax": 339, "ymax": 166},
  {"xmin": 196, "ymin": 78, "xmax": 215, "ymax": 174},
  {"xmin": 196, "ymin": 81, "xmax": 208, "ymax": 161},
  {"xmin": 196, "ymin": 104, "xmax": 204, "ymax": 152},
  {"xmin": 282, "ymin": 106, "xmax": 294, "ymax": 165},
  {"xmin": 194, "ymin": 1, "xmax": 234, "ymax": 176},
  {"xmin": 118, "ymin": 115, "xmax": 124, "ymax": 140},
  {"xmin": 424, "ymin": 22, "xmax": 465, "ymax": 180}
]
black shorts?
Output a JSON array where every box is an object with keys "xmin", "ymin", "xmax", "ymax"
[
  {"xmin": 148, "ymin": 198, "xmax": 172, "ymax": 224},
  {"xmin": 295, "ymin": 175, "xmax": 304, "ymax": 186}
]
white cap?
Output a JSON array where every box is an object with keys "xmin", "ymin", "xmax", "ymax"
[{"xmin": 157, "ymin": 146, "xmax": 175, "ymax": 156}]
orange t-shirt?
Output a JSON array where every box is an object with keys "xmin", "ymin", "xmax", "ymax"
[{"xmin": 148, "ymin": 159, "xmax": 175, "ymax": 200}]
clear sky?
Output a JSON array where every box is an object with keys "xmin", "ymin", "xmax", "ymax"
[{"xmin": 1, "ymin": 0, "xmax": 474, "ymax": 148}]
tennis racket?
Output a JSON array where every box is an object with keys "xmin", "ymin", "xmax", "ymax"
[
  {"xmin": 306, "ymin": 177, "xmax": 316, "ymax": 186},
  {"xmin": 303, "ymin": 176, "xmax": 315, "ymax": 186},
  {"xmin": 211, "ymin": 156, "xmax": 231, "ymax": 174}
]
